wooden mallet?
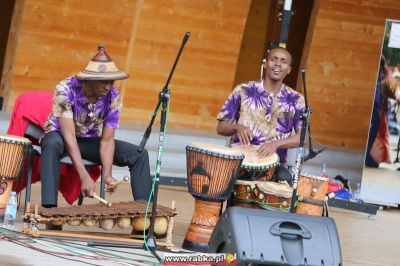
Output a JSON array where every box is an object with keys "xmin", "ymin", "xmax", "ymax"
[
  {"xmin": 104, "ymin": 176, "xmax": 130, "ymax": 191},
  {"xmin": 92, "ymin": 193, "xmax": 112, "ymax": 208}
]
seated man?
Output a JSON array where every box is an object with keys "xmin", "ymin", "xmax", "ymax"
[
  {"xmin": 41, "ymin": 45, "xmax": 152, "ymax": 211},
  {"xmin": 216, "ymin": 47, "xmax": 305, "ymax": 184}
]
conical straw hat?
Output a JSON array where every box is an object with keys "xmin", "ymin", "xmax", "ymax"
[{"xmin": 76, "ymin": 44, "xmax": 128, "ymax": 80}]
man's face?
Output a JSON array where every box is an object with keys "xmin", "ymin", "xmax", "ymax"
[
  {"xmin": 92, "ymin": 80, "xmax": 115, "ymax": 96},
  {"xmin": 265, "ymin": 48, "xmax": 292, "ymax": 82}
]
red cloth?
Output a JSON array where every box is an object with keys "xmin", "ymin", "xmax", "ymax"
[
  {"xmin": 370, "ymin": 111, "xmax": 391, "ymax": 165},
  {"xmin": 7, "ymin": 91, "xmax": 101, "ymax": 204}
]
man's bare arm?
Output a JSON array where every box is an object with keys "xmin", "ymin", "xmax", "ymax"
[
  {"xmin": 100, "ymin": 127, "xmax": 116, "ymax": 192},
  {"xmin": 217, "ymin": 120, "xmax": 254, "ymax": 145},
  {"xmin": 258, "ymin": 128, "xmax": 301, "ymax": 157},
  {"xmin": 217, "ymin": 120, "xmax": 237, "ymax": 136},
  {"xmin": 59, "ymin": 117, "xmax": 94, "ymax": 196}
]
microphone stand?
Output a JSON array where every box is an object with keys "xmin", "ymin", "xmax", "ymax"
[
  {"xmin": 138, "ymin": 32, "xmax": 190, "ymax": 252},
  {"xmin": 278, "ymin": 0, "xmax": 293, "ymax": 48},
  {"xmin": 289, "ymin": 70, "xmax": 312, "ymax": 213},
  {"xmin": 301, "ymin": 69, "xmax": 315, "ymax": 161}
]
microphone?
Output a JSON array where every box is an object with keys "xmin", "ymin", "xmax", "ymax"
[
  {"xmin": 303, "ymin": 147, "xmax": 326, "ymax": 162},
  {"xmin": 183, "ymin": 32, "xmax": 190, "ymax": 45}
]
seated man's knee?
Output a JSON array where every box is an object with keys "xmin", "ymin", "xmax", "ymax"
[
  {"xmin": 42, "ymin": 132, "xmax": 64, "ymax": 153},
  {"xmin": 135, "ymin": 148, "xmax": 148, "ymax": 160}
]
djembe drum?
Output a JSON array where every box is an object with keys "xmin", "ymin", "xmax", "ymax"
[
  {"xmin": 183, "ymin": 142, "xmax": 244, "ymax": 252},
  {"xmin": 231, "ymin": 145, "xmax": 280, "ymax": 181},
  {"xmin": 295, "ymin": 173, "xmax": 329, "ymax": 216},
  {"xmin": 232, "ymin": 180, "xmax": 293, "ymax": 211},
  {"xmin": 232, "ymin": 180, "xmax": 260, "ymax": 209},
  {"xmin": 0, "ymin": 134, "xmax": 30, "ymax": 217}
]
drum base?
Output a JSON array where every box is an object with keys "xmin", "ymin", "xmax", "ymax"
[
  {"xmin": 296, "ymin": 202, "xmax": 323, "ymax": 216},
  {"xmin": 182, "ymin": 239, "xmax": 208, "ymax": 253},
  {"xmin": 183, "ymin": 199, "xmax": 222, "ymax": 252}
]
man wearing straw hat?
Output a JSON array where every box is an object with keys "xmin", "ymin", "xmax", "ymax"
[{"xmin": 41, "ymin": 45, "xmax": 151, "ymax": 211}]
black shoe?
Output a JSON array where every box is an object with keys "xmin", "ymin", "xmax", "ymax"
[{"xmin": 45, "ymin": 222, "xmax": 63, "ymax": 230}]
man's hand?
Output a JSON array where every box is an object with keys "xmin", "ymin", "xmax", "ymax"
[
  {"xmin": 257, "ymin": 142, "xmax": 278, "ymax": 158},
  {"xmin": 81, "ymin": 174, "xmax": 95, "ymax": 197},
  {"xmin": 236, "ymin": 124, "xmax": 254, "ymax": 145},
  {"xmin": 105, "ymin": 176, "xmax": 118, "ymax": 194}
]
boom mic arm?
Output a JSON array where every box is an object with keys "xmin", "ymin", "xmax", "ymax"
[{"xmin": 303, "ymin": 147, "xmax": 326, "ymax": 162}]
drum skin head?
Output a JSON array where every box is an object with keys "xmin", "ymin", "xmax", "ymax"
[
  {"xmin": 231, "ymin": 145, "xmax": 280, "ymax": 169},
  {"xmin": 190, "ymin": 142, "xmax": 244, "ymax": 157}
]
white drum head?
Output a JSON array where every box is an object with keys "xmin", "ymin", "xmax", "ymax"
[
  {"xmin": 257, "ymin": 181, "xmax": 293, "ymax": 198},
  {"xmin": 0, "ymin": 134, "xmax": 31, "ymax": 144},
  {"xmin": 231, "ymin": 145, "xmax": 279, "ymax": 169},
  {"xmin": 190, "ymin": 142, "xmax": 244, "ymax": 157}
]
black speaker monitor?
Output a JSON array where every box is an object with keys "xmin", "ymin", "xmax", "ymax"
[{"xmin": 208, "ymin": 207, "xmax": 342, "ymax": 266}]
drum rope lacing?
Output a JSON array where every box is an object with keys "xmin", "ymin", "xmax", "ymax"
[{"xmin": 233, "ymin": 189, "xmax": 299, "ymax": 212}]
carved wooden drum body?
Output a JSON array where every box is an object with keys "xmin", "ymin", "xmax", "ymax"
[
  {"xmin": 295, "ymin": 173, "xmax": 328, "ymax": 216},
  {"xmin": 183, "ymin": 142, "xmax": 244, "ymax": 252},
  {"xmin": 233, "ymin": 180, "xmax": 293, "ymax": 211}
]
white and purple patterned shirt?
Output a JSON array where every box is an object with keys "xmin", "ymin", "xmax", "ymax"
[
  {"xmin": 45, "ymin": 77, "xmax": 122, "ymax": 138},
  {"xmin": 217, "ymin": 80, "xmax": 305, "ymax": 163}
]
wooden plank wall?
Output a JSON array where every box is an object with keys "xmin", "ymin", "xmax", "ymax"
[
  {"xmin": 2, "ymin": 0, "xmax": 251, "ymax": 132},
  {"xmin": 302, "ymin": 0, "xmax": 400, "ymax": 149},
  {"xmin": 5, "ymin": 0, "xmax": 399, "ymax": 149},
  {"xmin": 121, "ymin": 1, "xmax": 251, "ymax": 130},
  {"xmin": 4, "ymin": 0, "xmax": 136, "ymax": 107},
  {"xmin": 233, "ymin": 0, "xmax": 272, "ymax": 86}
]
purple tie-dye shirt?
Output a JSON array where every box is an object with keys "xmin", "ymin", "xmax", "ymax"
[
  {"xmin": 217, "ymin": 80, "xmax": 305, "ymax": 163},
  {"xmin": 45, "ymin": 77, "xmax": 122, "ymax": 138}
]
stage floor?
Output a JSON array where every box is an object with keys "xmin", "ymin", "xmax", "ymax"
[{"xmin": 1, "ymin": 182, "xmax": 400, "ymax": 266}]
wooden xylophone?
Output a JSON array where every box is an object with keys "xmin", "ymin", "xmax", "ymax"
[{"xmin": 23, "ymin": 200, "xmax": 177, "ymax": 248}]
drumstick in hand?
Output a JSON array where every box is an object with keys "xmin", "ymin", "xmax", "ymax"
[
  {"xmin": 92, "ymin": 193, "xmax": 112, "ymax": 208},
  {"xmin": 104, "ymin": 176, "xmax": 130, "ymax": 191}
]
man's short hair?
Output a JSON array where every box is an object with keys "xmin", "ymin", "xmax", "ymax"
[{"xmin": 266, "ymin": 47, "xmax": 292, "ymax": 66}]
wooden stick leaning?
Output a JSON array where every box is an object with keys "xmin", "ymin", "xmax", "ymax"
[
  {"xmin": 92, "ymin": 193, "xmax": 112, "ymax": 208},
  {"xmin": 165, "ymin": 200, "xmax": 175, "ymax": 248}
]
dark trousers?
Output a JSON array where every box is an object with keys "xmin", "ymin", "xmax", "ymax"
[{"xmin": 40, "ymin": 131, "xmax": 152, "ymax": 207}]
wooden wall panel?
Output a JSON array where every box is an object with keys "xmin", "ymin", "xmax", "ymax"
[
  {"xmin": 2, "ymin": 0, "xmax": 251, "ymax": 133},
  {"xmin": 301, "ymin": 0, "xmax": 400, "ymax": 149},
  {"xmin": 233, "ymin": 0, "xmax": 272, "ymax": 85},
  {"xmin": 4, "ymin": 0, "xmax": 136, "ymax": 110},
  {"xmin": 120, "ymin": 0, "xmax": 251, "ymax": 130},
  {"xmin": 6, "ymin": 0, "xmax": 396, "ymax": 149}
]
